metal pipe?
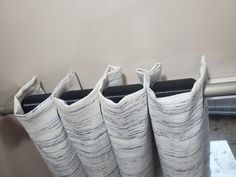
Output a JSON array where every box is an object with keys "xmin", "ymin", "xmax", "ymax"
[
  {"xmin": 1, "ymin": 80, "xmax": 236, "ymax": 115},
  {"xmin": 204, "ymin": 81, "xmax": 236, "ymax": 97},
  {"xmin": 0, "ymin": 104, "xmax": 14, "ymax": 116}
]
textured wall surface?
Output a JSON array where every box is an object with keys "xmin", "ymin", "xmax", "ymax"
[{"xmin": 1, "ymin": 0, "xmax": 236, "ymax": 104}]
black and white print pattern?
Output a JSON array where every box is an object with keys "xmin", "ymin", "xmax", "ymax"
[
  {"xmin": 14, "ymin": 58, "xmax": 210, "ymax": 177},
  {"xmin": 14, "ymin": 77, "xmax": 86, "ymax": 177},
  {"xmin": 145, "ymin": 57, "xmax": 210, "ymax": 177},
  {"xmin": 53, "ymin": 67, "xmax": 122, "ymax": 177},
  {"xmin": 99, "ymin": 69, "xmax": 156, "ymax": 177}
]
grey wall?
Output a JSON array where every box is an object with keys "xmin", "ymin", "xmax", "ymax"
[{"xmin": 1, "ymin": 0, "xmax": 236, "ymax": 104}]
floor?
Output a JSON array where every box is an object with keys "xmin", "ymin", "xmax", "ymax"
[{"xmin": 209, "ymin": 115, "xmax": 236, "ymax": 158}]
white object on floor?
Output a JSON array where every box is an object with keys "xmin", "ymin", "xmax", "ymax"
[{"xmin": 210, "ymin": 140, "xmax": 236, "ymax": 177}]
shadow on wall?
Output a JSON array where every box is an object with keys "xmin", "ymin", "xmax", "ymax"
[
  {"xmin": 0, "ymin": 115, "xmax": 29, "ymax": 146},
  {"xmin": 0, "ymin": 115, "xmax": 53, "ymax": 177}
]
